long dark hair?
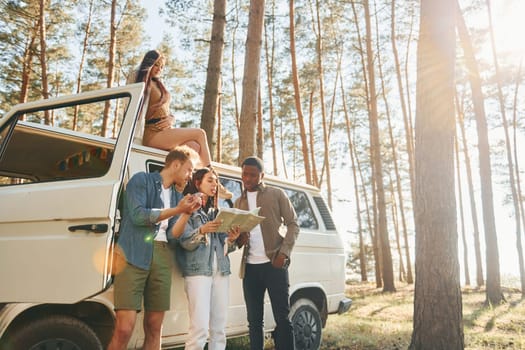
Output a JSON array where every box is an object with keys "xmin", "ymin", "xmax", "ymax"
[
  {"xmin": 183, "ymin": 167, "xmax": 218, "ymax": 213},
  {"xmin": 135, "ymin": 50, "xmax": 170, "ymax": 112}
]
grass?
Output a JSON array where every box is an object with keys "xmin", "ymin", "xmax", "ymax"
[{"xmin": 225, "ymin": 281, "xmax": 525, "ymax": 349}]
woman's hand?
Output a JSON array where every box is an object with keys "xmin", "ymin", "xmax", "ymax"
[
  {"xmin": 200, "ymin": 219, "xmax": 221, "ymax": 234},
  {"xmin": 154, "ymin": 117, "xmax": 172, "ymax": 131}
]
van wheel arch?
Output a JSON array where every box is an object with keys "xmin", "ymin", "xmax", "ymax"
[
  {"xmin": 290, "ymin": 298, "xmax": 323, "ymax": 350},
  {"xmin": 2, "ymin": 314, "xmax": 103, "ymax": 350},
  {"xmin": 0, "ymin": 301, "xmax": 114, "ymax": 349}
]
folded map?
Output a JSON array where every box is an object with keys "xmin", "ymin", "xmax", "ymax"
[{"xmin": 215, "ymin": 207, "xmax": 265, "ymax": 233}]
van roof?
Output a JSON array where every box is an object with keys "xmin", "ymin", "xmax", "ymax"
[{"xmin": 129, "ymin": 143, "xmax": 322, "ymax": 195}]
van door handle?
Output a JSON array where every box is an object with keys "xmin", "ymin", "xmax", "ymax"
[{"xmin": 68, "ymin": 224, "xmax": 108, "ymax": 234}]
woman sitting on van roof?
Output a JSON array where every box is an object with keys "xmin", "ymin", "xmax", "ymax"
[
  {"xmin": 132, "ymin": 50, "xmax": 212, "ymax": 167},
  {"xmin": 131, "ymin": 49, "xmax": 232, "ymax": 199}
]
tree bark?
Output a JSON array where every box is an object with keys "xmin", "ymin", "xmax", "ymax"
[
  {"xmin": 410, "ymin": 0, "xmax": 464, "ymax": 347},
  {"xmin": 238, "ymin": 0, "xmax": 265, "ymax": 164},
  {"xmin": 454, "ymin": 116, "xmax": 470, "ymax": 286},
  {"xmin": 341, "ymin": 77, "xmax": 368, "ymax": 281},
  {"xmin": 201, "ymin": 0, "xmax": 227, "ymax": 160},
  {"xmin": 38, "ymin": 0, "xmax": 50, "ymax": 124},
  {"xmin": 377, "ymin": 3, "xmax": 412, "ymax": 284},
  {"xmin": 101, "ymin": 0, "xmax": 117, "ymax": 137},
  {"xmin": 73, "ymin": 0, "xmax": 94, "ymax": 131},
  {"xmin": 313, "ymin": 0, "xmax": 332, "ymax": 202},
  {"xmin": 456, "ymin": 0, "xmax": 502, "ymax": 304},
  {"xmin": 457, "ymin": 101, "xmax": 484, "ymax": 287},
  {"xmin": 391, "ymin": 0, "xmax": 414, "ymax": 284},
  {"xmin": 511, "ymin": 61, "xmax": 525, "ymax": 296},
  {"xmin": 363, "ymin": 0, "xmax": 395, "ymax": 292},
  {"xmin": 264, "ymin": 0, "xmax": 278, "ymax": 175},
  {"xmin": 485, "ymin": 0, "xmax": 521, "ymax": 303},
  {"xmin": 20, "ymin": 20, "xmax": 38, "ymax": 107},
  {"xmin": 350, "ymin": 0, "xmax": 380, "ymax": 287},
  {"xmin": 289, "ymin": 0, "xmax": 312, "ymax": 184}
]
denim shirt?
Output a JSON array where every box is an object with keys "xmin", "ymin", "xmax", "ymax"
[
  {"xmin": 174, "ymin": 207, "xmax": 236, "ymax": 277},
  {"xmin": 117, "ymin": 171, "xmax": 183, "ymax": 270}
]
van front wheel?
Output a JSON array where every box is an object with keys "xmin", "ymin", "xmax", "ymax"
[
  {"xmin": 5, "ymin": 315, "xmax": 102, "ymax": 350},
  {"xmin": 290, "ymin": 298, "xmax": 322, "ymax": 350}
]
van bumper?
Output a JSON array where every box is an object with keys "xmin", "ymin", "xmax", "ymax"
[{"xmin": 337, "ymin": 297, "xmax": 352, "ymax": 314}]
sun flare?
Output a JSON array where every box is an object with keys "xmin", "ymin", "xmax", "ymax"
[{"xmin": 491, "ymin": 0, "xmax": 525, "ymax": 65}]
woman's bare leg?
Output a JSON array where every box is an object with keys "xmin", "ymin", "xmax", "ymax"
[{"xmin": 144, "ymin": 128, "xmax": 211, "ymax": 166}]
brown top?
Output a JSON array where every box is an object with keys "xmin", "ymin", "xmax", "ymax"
[
  {"xmin": 146, "ymin": 80, "xmax": 171, "ymax": 121},
  {"xmin": 142, "ymin": 79, "xmax": 173, "ymax": 147}
]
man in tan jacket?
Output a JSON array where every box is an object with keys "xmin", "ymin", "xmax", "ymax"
[{"xmin": 235, "ymin": 156, "xmax": 299, "ymax": 350}]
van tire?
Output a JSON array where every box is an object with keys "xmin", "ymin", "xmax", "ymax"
[
  {"xmin": 4, "ymin": 315, "xmax": 102, "ymax": 350},
  {"xmin": 290, "ymin": 298, "xmax": 322, "ymax": 350}
]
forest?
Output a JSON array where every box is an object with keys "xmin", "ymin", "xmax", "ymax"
[{"xmin": 0, "ymin": 0, "xmax": 524, "ymax": 347}]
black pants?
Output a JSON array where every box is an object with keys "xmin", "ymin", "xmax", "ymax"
[{"xmin": 243, "ymin": 262, "xmax": 294, "ymax": 350}]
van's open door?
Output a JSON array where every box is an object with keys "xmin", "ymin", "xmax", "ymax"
[{"xmin": 0, "ymin": 83, "xmax": 144, "ymax": 303}]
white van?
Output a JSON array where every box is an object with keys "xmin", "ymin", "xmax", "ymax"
[{"xmin": 0, "ymin": 83, "xmax": 351, "ymax": 349}]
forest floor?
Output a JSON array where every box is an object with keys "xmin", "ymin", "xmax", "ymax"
[{"xmin": 225, "ymin": 277, "xmax": 525, "ymax": 349}]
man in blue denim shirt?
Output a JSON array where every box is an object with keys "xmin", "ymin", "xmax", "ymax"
[{"xmin": 108, "ymin": 146, "xmax": 201, "ymax": 350}]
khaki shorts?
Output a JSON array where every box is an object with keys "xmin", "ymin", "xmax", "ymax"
[{"xmin": 113, "ymin": 241, "xmax": 172, "ymax": 312}]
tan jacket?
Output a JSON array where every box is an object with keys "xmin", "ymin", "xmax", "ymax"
[{"xmin": 234, "ymin": 182, "xmax": 299, "ymax": 278}]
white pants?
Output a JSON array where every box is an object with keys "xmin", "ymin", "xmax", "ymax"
[{"xmin": 184, "ymin": 261, "xmax": 229, "ymax": 350}]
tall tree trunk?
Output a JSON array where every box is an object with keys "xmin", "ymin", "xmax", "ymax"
[
  {"xmin": 404, "ymin": 10, "xmax": 416, "ymax": 151},
  {"xmin": 101, "ymin": 0, "xmax": 117, "ymax": 137},
  {"xmin": 456, "ymin": 101, "xmax": 484, "ymax": 287},
  {"xmin": 38, "ymin": 0, "xmax": 50, "ymax": 125},
  {"xmin": 73, "ymin": 0, "xmax": 94, "ymax": 131},
  {"xmin": 410, "ymin": 0, "xmax": 463, "ymax": 347},
  {"xmin": 454, "ymin": 122, "xmax": 471, "ymax": 286},
  {"xmin": 485, "ymin": 0, "xmax": 522, "ymax": 303},
  {"xmin": 377, "ymin": 4, "xmax": 413, "ymax": 284},
  {"xmin": 341, "ymin": 77, "xmax": 367, "ymax": 281},
  {"xmin": 264, "ymin": 0, "xmax": 278, "ymax": 175},
  {"xmin": 389, "ymin": 173, "xmax": 406, "ymax": 282},
  {"xmin": 511, "ymin": 61, "xmax": 525, "ymax": 296},
  {"xmin": 279, "ymin": 117, "xmax": 288, "ymax": 179},
  {"xmin": 215, "ymin": 98, "xmax": 223, "ymax": 162},
  {"xmin": 231, "ymin": 0, "xmax": 240, "ymax": 133},
  {"xmin": 256, "ymin": 81, "xmax": 263, "ymax": 159},
  {"xmin": 312, "ymin": 0, "xmax": 332, "ymax": 205},
  {"xmin": 355, "ymin": 135, "xmax": 377, "ymax": 284},
  {"xmin": 308, "ymin": 91, "xmax": 319, "ymax": 188},
  {"xmin": 20, "ymin": 20, "xmax": 38, "ymax": 107},
  {"xmin": 350, "ymin": 0, "xmax": 380, "ymax": 287},
  {"xmin": 201, "ymin": 0, "xmax": 227, "ymax": 160},
  {"xmin": 289, "ymin": 0, "xmax": 312, "ymax": 184},
  {"xmin": 238, "ymin": 0, "xmax": 265, "ymax": 163},
  {"xmin": 363, "ymin": 0, "xmax": 395, "ymax": 292},
  {"xmin": 456, "ymin": 1, "xmax": 502, "ymax": 305},
  {"xmin": 391, "ymin": 0, "xmax": 415, "ymax": 284}
]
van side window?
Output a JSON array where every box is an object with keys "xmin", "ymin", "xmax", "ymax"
[
  {"xmin": 0, "ymin": 96, "xmax": 128, "ymax": 186},
  {"xmin": 312, "ymin": 196, "xmax": 337, "ymax": 230},
  {"xmin": 218, "ymin": 177, "xmax": 241, "ymax": 208},
  {"xmin": 283, "ymin": 189, "xmax": 319, "ymax": 230}
]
